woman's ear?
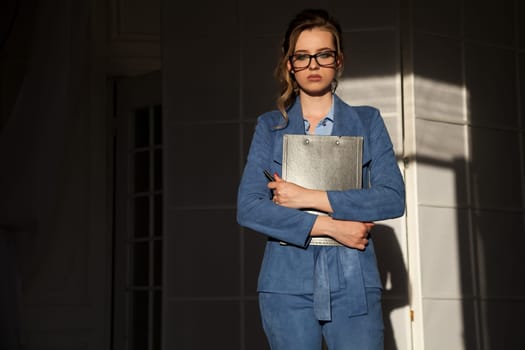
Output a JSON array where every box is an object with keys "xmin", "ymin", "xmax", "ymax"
[
  {"xmin": 337, "ymin": 53, "xmax": 344, "ymax": 68},
  {"xmin": 287, "ymin": 60, "xmax": 294, "ymax": 74},
  {"xmin": 336, "ymin": 53, "xmax": 344, "ymax": 75}
]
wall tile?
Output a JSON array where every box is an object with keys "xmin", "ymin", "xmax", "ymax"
[
  {"xmin": 414, "ymin": 33, "xmax": 464, "ymax": 124},
  {"xmin": 416, "ymin": 119, "xmax": 468, "ymax": 206},
  {"xmin": 419, "ymin": 206, "xmax": 473, "ymax": 298},
  {"xmin": 472, "ymin": 210, "xmax": 525, "ymax": 297},
  {"xmin": 414, "ymin": 30, "xmax": 457, "ymax": 68},
  {"xmin": 519, "ymin": 53, "xmax": 525, "ymax": 127},
  {"xmin": 523, "ymin": 131, "xmax": 525, "ymax": 188},
  {"xmin": 338, "ymin": 75, "xmax": 400, "ymax": 118},
  {"xmin": 465, "ymin": 44, "xmax": 517, "ymax": 128},
  {"xmin": 383, "ymin": 116, "xmax": 403, "ymax": 154},
  {"xmin": 239, "ymin": 0, "xmax": 321, "ymax": 37},
  {"xmin": 327, "ymin": 0, "xmax": 398, "ymax": 30},
  {"xmin": 414, "ymin": 0, "xmax": 461, "ymax": 37},
  {"xmin": 414, "ymin": 75, "xmax": 465, "ymax": 124},
  {"xmin": 163, "ymin": 0, "xmax": 238, "ymax": 38},
  {"xmin": 241, "ymin": 121, "xmax": 257, "ymax": 170},
  {"xmin": 244, "ymin": 299, "xmax": 269, "ymax": 350},
  {"xmin": 0, "ymin": 57, "xmax": 28, "ymax": 129},
  {"xmin": 374, "ymin": 220, "xmax": 410, "ymax": 350},
  {"xmin": 469, "ymin": 127, "xmax": 522, "ymax": 210},
  {"xmin": 519, "ymin": 1, "xmax": 525, "ymax": 49},
  {"xmin": 382, "ymin": 305, "xmax": 411, "ymax": 350},
  {"xmin": 164, "ymin": 300, "xmax": 241, "ymax": 349},
  {"xmin": 375, "ymin": 217, "xmax": 408, "ymax": 258},
  {"xmin": 373, "ymin": 221, "xmax": 409, "ymax": 301},
  {"xmin": 464, "ymin": 0, "xmax": 515, "ymax": 47},
  {"xmin": 167, "ymin": 123, "xmax": 239, "ymax": 207},
  {"xmin": 338, "ymin": 30, "xmax": 399, "ymax": 115},
  {"xmin": 241, "ymin": 36, "xmax": 281, "ymax": 120},
  {"xmin": 163, "ymin": 2, "xmax": 240, "ymax": 123},
  {"xmin": 117, "ymin": 0, "xmax": 160, "ymax": 35},
  {"xmin": 243, "ymin": 228, "xmax": 267, "ymax": 297},
  {"xmin": 479, "ymin": 300, "xmax": 525, "ymax": 349},
  {"xmin": 165, "ymin": 208, "xmax": 240, "ymax": 297},
  {"xmin": 422, "ymin": 299, "xmax": 479, "ymax": 350},
  {"xmin": 343, "ymin": 30, "xmax": 399, "ymax": 79}
]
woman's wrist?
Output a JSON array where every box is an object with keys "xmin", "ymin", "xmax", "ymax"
[
  {"xmin": 305, "ymin": 189, "xmax": 333, "ymax": 213},
  {"xmin": 310, "ymin": 215, "xmax": 335, "ymax": 238}
]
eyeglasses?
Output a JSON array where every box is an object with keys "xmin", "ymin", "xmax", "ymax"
[{"xmin": 289, "ymin": 51, "xmax": 338, "ymax": 69}]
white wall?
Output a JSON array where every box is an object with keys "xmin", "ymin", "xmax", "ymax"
[{"xmin": 405, "ymin": 0, "xmax": 525, "ymax": 349}]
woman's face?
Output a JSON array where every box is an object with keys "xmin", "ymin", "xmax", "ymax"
[{"xmin": 287, "ymin": 27, "xmax": 341, "ymax": 97}]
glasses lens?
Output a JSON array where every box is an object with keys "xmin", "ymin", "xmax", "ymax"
[
  {"xmin": 290, "ymin": 51, "xmax": 336, "ymax": 69},
  {"xmin": 315, "ymin": 52, "xmax": 336, "ymax": 66},
  {"xmin": 291, "ymin": 54, "xmax": 311, "ymax": 69}
]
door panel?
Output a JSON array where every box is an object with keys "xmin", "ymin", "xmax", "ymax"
[{"xmin": 113, "ymin": 71, "xmax": 162, "ymax": 350}]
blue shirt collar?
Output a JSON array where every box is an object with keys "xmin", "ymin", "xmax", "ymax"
[{"xmin": 303, "ymin": 96, "xmax": 335, "ymax": 135}]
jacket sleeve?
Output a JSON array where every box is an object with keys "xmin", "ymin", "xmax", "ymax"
[
  {"xmin": 327, "ymin": 110, "xmax": 406, "ymax": 221},
  {"xmin": 236, "ymin": 116, "xmax": 317, "ymax": 247}
]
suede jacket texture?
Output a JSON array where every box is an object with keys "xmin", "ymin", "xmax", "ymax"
[{"xmin": 237, "ymin": 94, "xmax": 405, "ymax": 313}]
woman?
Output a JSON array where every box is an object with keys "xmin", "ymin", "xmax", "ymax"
[{"xmin": 237, "ymin": 8, "xmax": 405, "ymax": 350}]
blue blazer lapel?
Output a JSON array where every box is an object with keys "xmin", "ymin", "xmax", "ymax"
[
  {"xmin": 332, "ymin": 94, "xmax": 357, "ymax": 136},
  {"xmin": 331, "ymin": 95, "xmax": 372, "ymax": 166},
  {"xmin": 271, "ymin": 95, "xmax": 372, "ymax": 169}
]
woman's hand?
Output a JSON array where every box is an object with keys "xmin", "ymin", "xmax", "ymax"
[
  {"xmin": 268, "ymin": 173, "xmax": 373, "ymax": 249},
  {"xmin": 267, "ymin": 173, "xmax": 307, "ymax": 208},
  {"xmin": 268, "ymin": 173, "xmax": 333, "ymax": 212},
  {"xmin": 312, "ymin": 216, "xmax": 374, "ymax": 250}
]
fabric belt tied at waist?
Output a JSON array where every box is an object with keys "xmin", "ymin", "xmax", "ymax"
[
  {"xmin": 272, "ymin": 238, "xmax": 368, "ymax": 321},
  {"xmin": 312, "ymin": 247, "xmax": 369, "ymax": 321},
  {"xmin": 313, "ymin": 248, "xmax": 331, "ymax": 321}
]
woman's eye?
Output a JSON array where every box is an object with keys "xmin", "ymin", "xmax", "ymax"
[
  {"xmin": 317, "ymin": 52, "xmax": 333, "ymax": 59},
  {"xmin": 295, "ymin": 54, "xmax": 310, "ymax": 61}
]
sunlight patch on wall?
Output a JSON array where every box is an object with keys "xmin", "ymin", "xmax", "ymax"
[
  {"xmin": 414, "ymin": 75, "xmax": 467, "ymax": 124},
  {"xmin": 338, "ymin": 75, "xmax": 467, "ymax": 124},
  {"xmin": 338, "ymin": 75, "xmax": 400, "ymax": 116},
  {"xmin": 337, "ymin": 75, "xmax": 404, "ymax": 154}
]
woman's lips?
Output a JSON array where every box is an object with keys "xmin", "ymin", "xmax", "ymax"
[{"xmin": 307, "ymin": 74, "xmax": 322, "ymax": 81}]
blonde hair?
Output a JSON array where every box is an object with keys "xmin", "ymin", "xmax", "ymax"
[{"xmin": 274, "ymin": 9, "xmax": 344, "ymax": 125}]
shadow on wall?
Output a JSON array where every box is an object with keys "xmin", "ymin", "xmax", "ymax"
[
  {"xmin": 0, "ymin": 230, "xmax": 20, "ymax": 349},
  {"xmin": 373, "ymin": 224, "xmax": 409, "ymax": 350}
]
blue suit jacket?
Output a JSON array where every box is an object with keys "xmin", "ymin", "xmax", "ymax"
[{"xmin": 237, "ymin": 95, "xmax": 405, "ymax": 315}]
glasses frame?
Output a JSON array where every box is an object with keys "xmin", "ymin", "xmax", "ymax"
[{"xmin": 288, "ymin": 50, "xmax": 338, "ymax": 70}]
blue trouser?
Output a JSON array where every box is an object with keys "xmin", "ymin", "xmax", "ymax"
[{"xmin": 259, "ymin": 287, "xmax": 384, "ymax": 350}]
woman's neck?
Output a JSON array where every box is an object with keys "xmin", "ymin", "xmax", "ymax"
[{"xmin": 300, "ymin": 92, "xmax": 332, "ymax": 120}]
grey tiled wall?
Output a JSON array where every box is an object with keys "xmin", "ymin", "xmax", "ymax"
[
  {"xmin": 413, "ymin": 0, "xmax": 525, "ymax": 349},
  {"xmin": 162, "ymin": 1, "xmax": 408, "ymax": 349},
  {"xmin": 161, "ymin": 0, "xmax": 525, "ymax": 349}
]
